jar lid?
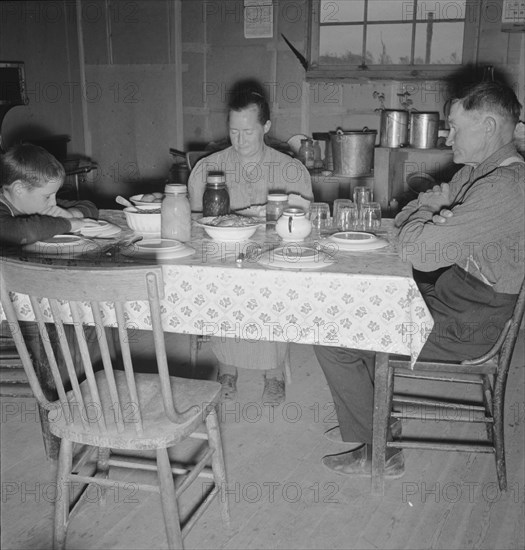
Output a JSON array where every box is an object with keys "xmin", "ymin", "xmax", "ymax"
[
  {"xmin": 267, "ymin": 193, "xmax": 288, "ymax": 201},
  {"xmin": 206, "ymin": 171, "xmax": 226, "ymax": 184},
  {"xmin": 283, "ymin": 207, "xmax": 305, "ymax": 216},
  {"xmin": 164, "ymin": 183, "xmax": 187, "ymax": 194}
]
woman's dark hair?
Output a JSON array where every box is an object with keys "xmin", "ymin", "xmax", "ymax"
[
  {"xmin": 455, "ymin": 81, "xmax": 522, "ymax": 124},
  {"xmin": 228, "ymin": 90, "xmax": 270, "ymax": 126},
  {"xmin": 0, "ymin": 143, "xmax": 65, "ymax": 188}
]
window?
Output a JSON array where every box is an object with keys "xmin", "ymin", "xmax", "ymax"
[{"xmin": 308, "ymin": 0, "xmax": 481, "ymax": 80}]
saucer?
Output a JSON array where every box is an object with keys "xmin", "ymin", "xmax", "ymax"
[
  {"xmin": 258, "ymin": 245, "xmax": 335, "ymax": 270},
  {"xmin": 22, "ymin": 235, "xmax": 101, "ymax": 256},
  {"xmin": 327, "ymin": 231, "xmax": 389, "ymax": 251},
  {"xmin": 120, "ymin": 238, "xmax": 195, "ymax": 260}
]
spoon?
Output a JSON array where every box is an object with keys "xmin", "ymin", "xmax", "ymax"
[{"xmin": 115, "ymin": 195, "xmax": 134, "ymax": 208}]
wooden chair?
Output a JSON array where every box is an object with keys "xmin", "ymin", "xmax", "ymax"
[
  {"xmin": 372, "ymin": 277, "xmax": 525, "ymax": 496},
  {"xmin": 0, "ymin": 258, "xmax": 230, "ymax": 549}
]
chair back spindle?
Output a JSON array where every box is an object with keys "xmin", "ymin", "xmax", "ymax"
[{"xmin": 0, "ymin": 260, "xmax": 193, "ymax": 437}]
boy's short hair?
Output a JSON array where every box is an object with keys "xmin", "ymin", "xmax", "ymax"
[{"xmin": 0, "ymin": 143, "xmax": 66, "ymax": 189}]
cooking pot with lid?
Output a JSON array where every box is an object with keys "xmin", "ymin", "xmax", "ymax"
[
  {"xmin": 330, "ymin": 127, "xmax": 377, "ymax": 177},
  {"xmin": 409, "ymin": 111, "xmax": 440, "ymax": 149},
  {"xmin": 379, "ymin": 109, "xmax": 409, "ymax": 148}
]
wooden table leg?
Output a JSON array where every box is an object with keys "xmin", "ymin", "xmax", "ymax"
[{"xmin": 371, "ymin": 352, "xmax": 393, "ymax": 496}]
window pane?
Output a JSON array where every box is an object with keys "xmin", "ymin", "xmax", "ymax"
[
  {"xmin": 414, "ymin": 0, "xmax": 466, "ymax": 20},
  {"xmin": 368, "ymin": 0, "xmax": 413, "ymax": 22},
  {"xmin": 367, "ymin": 24, "xmax": 412, "ymax": 65},
  {"xmin": 414, "ymin": 22, "xmax": 464, "ymax": 64},
  {"xmin": 320, "ymin": 0, "xmax": 365, "ymax": 23},
  {"xmin": 320, "ymin": 25, "xmax": 364, "ymax": 64}
]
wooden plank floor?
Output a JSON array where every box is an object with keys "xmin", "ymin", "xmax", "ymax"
[{"xmin": 1, "ymin": 334, "xmax": 524, "ymax": 550}]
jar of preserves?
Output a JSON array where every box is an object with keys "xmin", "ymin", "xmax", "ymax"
[
  {"xmin": 297, "ymin": 138, "xmax": 315, "ymax": 169},
  {"xmin": 266, "ymin": 193, "xmax": 289, "ymax": 223},
  {"xmin": 161, "ymin": 183, "xmax": 191, "ymax": 242},
  {"xmin": 202, "ymin": 171, "xmax": 230, "ymax": 217}
]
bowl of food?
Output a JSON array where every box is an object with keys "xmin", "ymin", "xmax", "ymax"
[
  {"xmin": 129, "ymin": 192, "xmax": 164, "ymax": 206},
  {"xmin": 124, "ymin": 207, "xmax": 161, "ymax": 236},
  {"xmin": 197, "ymin": 214, "xmax": 262, "ymax": 241}
]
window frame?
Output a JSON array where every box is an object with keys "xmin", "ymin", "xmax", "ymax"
[{"xmin": 307, "ymin": 0, "xmax": 482, "ymax": 81}]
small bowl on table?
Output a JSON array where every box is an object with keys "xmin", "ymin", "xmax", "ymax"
[
  {"xmin": 197, "ymin": 216, "xmax": 261, "ymax": 242},
  {"xmin": 129, "ymin": 193, "xmax": 164, "ymax": 207},
  {"xmin": 124, "ymin": 207, "xmax": 161, "ymax": 237}
]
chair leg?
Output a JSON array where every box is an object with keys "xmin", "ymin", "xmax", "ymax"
[
  {"xmin": 205, "ymin": 407, "xmax": 231, "ymax": 529},
  {"xmin": 190, "ymin": 335, "xmax": 199, "ymax": 377},
  {"xmin": 96, "ymin": 447, "xmax": 111, "ymax": 506},
  {"xmin": 492, "ymin": 384, "xmax": 507, "ymax": 491},
  {"xmin": 284, "ymin": 344, "xmax": 292, "ymax": 386},
  {"xmin": 156, "ymin": 447, "xmax": 184, "ymax": 550},
  {"xmin": 371, "ymin": 353, "xmax": 394, "ymax": 496},
  {"xmin": 481, "ymin": 375, "xmax": 495, "ymax": 440},
  {"xmin": 53, "ymin": 439, "xmax": 74, "ymax": 550}
]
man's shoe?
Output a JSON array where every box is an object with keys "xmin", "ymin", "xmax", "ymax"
[
  {"xmin": 324, "ymin": 418, "xmax": 402, "ymax": 443},
  {"xmin": 322, "ymin": 444, "xmax": 405, "ymax": 479},
  {"xmin": 262, "ymin": 377, "xmax": 285, "ymax": 406},
  {"xmin": 218, "ymin": 373, "xmax": 237, "ymax": 401}
]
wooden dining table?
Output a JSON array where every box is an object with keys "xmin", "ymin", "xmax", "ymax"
[{"xmin": 0, "ymin": 209, "xmax": 434, "ymax": 493}]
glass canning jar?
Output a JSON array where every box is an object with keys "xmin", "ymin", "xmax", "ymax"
[
  {"xmin": 266, "ymin": 193, "xmax": 289, "ymax": 223},
  {"xmin": 161, "ymin": 183, "xmax": 191, "ymax": 242},
  {"xmin": 202, "ymin": 171, "xmax": 230, "ymax": 217}
]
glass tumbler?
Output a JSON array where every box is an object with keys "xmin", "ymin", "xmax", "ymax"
[
  {"xmin": 308, "ymin": 202, "xmax": 330, "ymax": 232},
  {"xmin": 333, "ymin": 199, "xmax": 357, "ymax": 231},
  {"xmin": 353, "ymin": 186, "xmax": 373, "ymax": 210},
  {"xmin": 362, "ymin": 202, "xmax": 382, "ymax": 231}
]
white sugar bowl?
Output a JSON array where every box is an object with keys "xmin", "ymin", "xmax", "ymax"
[{"xmin": 276, "ymin": 208, "xmax": 312, "ymax": 242}]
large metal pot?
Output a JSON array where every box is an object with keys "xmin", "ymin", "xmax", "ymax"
[
  {"xmin": 409, "ymin": 111, "xmax": 440, "ymax": 149},
  {"xmin": 330, "ymin": 127, "xmax": 377, "ymax": 177},
  {"xmin": 379, "ymin": 109, "xmax": 409, "ymax": 147}
]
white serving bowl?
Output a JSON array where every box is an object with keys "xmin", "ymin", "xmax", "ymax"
[
  {"xmin": 124, "ymin": 207, "xmax": 161, "ymax": 236},
  {"xmin": 129, "ymin": 193, "xmax": 164, "ymax": 207},
  {"xmin": 197, "ymin": 217, "xmax": 261, "ymax": 242}
]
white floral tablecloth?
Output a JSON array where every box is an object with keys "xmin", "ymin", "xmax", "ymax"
[{"xmin": 1, "ymin": 213, "xmax": 434, "ymax": 363}]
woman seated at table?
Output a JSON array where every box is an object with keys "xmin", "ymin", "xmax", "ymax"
[
  {"xmin": 0, "ymin": 143, "xmax": 99, "ymax": 246},
  {"xmin": 188, "ymin": 85, "xmax": 313, "ymax": 405}
]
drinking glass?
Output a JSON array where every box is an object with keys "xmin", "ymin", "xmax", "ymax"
[
  {"xmin": 333, "ymin": 199, "xmax": 357, "ymax": 231},
  {"xmin": 353, "ymin": 186, "xmax": 373, "ymax": 210},
  {"xmin": 308, "ymin": 202, "xmax": 330, "ymax": 232},
  {"xmin": 362, "ymin": 202, "xmax": 382, "ymax": 231}
]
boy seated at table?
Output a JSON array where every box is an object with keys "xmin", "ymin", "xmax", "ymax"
[{"xmin": 0, "ymin": 143, "xmax": 99, "ymax": 246}]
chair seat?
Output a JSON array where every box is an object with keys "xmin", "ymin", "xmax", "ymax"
[{"xmin": 48, "ymin": 371, "xmax": 221, "ymax": 450}]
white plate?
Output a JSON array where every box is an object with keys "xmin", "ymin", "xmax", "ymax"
[
  {"xmin": 258, "ymin": 246, "xmax": 335, "ymax": 270},
  {"xmin": 120, "ymin": 238, "xmax": 195, "ymax": 260},
  {"xmin": 77, "ymin": 220, "xmax": 122, "ymax": 238},
  {"xmin": 327, "ymin": 231, "xmax": 389, "ymax": 251},
  {"xmin": 330, "ymin": 231, "xmax": 378, "ymax": 243},
  {"xmin": 22, "ymin": 234, "xmax": 101, "ymax": 256}
]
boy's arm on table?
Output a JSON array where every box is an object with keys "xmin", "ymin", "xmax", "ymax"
[{"xmin": 56, "ymin": 199, "xmax": 99, "ymax": 219}]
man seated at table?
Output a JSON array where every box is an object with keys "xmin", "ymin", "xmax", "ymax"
[
  {"xmin": 314, "ymin": 80, "xmax": 525, "ymax": 477},
  {"xmin": 188, "ymin": 86, "xmax": 313, "ymax": 405}
]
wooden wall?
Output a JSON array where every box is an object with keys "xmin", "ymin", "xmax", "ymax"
[
  {"xmin": 181, "ymin": 0, "xmax": 525, "ymax": 144},
  {"xmin": 1, "ymin": 0, "xmax": 523, "ymax": 205},
  {"xmin": 1, "ymin": 0, "xmax": 183, "ymax": 205}
]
